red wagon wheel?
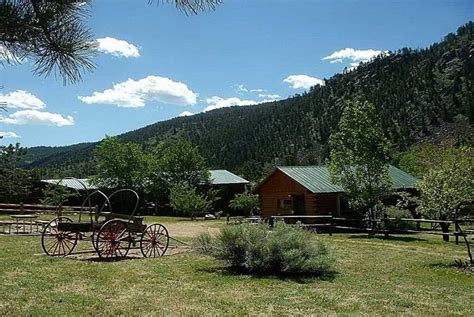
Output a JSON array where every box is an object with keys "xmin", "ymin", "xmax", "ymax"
[
  {"xmin": 140, "ymin": 224, "xmax": 169, "ymax": 258},
  {"xmin": 96, "ymin": 220, "xmax": 132, "ymax": 259},
  {"xmin": 41, "ymin": 217, "xmax": 78, "ymax": 257}
]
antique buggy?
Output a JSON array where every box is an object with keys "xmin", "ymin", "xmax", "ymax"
[{"xmin": 40, "ymin": 181, "xmax": 170, "ymax": 259}]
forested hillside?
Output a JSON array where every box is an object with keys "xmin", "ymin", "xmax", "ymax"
[{"xmin": 22, "ymin": 22, "xmax": 473, "ymax": 180}]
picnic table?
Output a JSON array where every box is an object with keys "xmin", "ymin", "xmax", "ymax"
[{"xmin": 10, "ymin": 214, "xmax": 39, "ymax": 234}]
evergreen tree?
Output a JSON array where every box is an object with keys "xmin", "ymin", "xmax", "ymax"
[{"xmin": 1, "ymin": 0, "xmax": 222, "ymax": 83}]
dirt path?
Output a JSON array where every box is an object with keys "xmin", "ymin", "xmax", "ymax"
[{"xmin": 164, "ymin": 221, "xmax": 221, "ymax": 238}]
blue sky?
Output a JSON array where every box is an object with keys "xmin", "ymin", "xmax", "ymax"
[{"xmin": 1, "ymin": 0, "xmax": 473, "ymax": 147}]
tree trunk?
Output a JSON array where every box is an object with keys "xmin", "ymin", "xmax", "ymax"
[
  {"xmin": 368, "ymin": 207, "xmax": 375, "ymax": 236},
  {"xmin": 440, "ymin": 222, "xmax": 450, "ymax": 242},
  {"xmin": 456, "ymin": 222, "xmax": 473, "ymax": 265}
]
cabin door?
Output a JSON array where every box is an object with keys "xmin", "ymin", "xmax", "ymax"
[{"xmin": 292, "ymin": 194, "xmax": 305, "ymax": 215}]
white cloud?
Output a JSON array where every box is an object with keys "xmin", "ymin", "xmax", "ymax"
[
  {"xmin": 0, "ymin": 45, "xmax": 14, "ymax": 61},
  {"xmin": 178, "ymin": 111, "xmax": 194, "ymax": 117},
  {"xmin": 0, "ymin": 90, "xmax": 45, "ymax": 110},
  {"xmin": 283, "ymin": 75, "xmax": 324, "ymax": 89},
  {"xmin": 2, "ymin": 110, "xmax": 74, "ymax": 127},
  {"xmin": 0, "ymin": 45, "xmax": 25, "ymax": 63},
  {"xmin": 347, "ymin": 62, "xmax": 361, "ymax": 71},
  {"xmin": 0, "ymin": 131, "xmax": 20, "ymax": 138},
  {"xmin": 258, "ymin": 93, "xmax": 280, "ymax": 101},
  {"xmin": 96, "ymin": 37, "xmax": 140, "ymax": 58},
  {"xmin": 79, "ymin": 75, "xmax": 198, "ymax": 108},
  {"xmin": 204, "ymin": 96, "xmax": 260, "ymax": 112},
  {"xmin": 322, "ymin": 48, "xmax": 386, "ymax": 64},
  {"xmin": 236, "ymin": 84, "xmax": 264, "ymax": 93},
  {"xmin": 237, "ymin": 84, "xmax": 249, "ymax": 93}
]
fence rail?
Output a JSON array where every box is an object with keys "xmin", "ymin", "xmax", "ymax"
[
  {"xmin": 0, "ymin": 202, "xmax": 84, "ymax": 214},
  {"xmin": 0, "ymin": 203, "xmax": 87, "ymax": 235},
  {"xmin": 269, "ymin": 214, "xmax": 474, "ymax": 244}
]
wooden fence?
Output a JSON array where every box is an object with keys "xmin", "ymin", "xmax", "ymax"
[
  {"xmin": 269, "ymin": 214, "xmax": 474, "ymax": 244},
  {"xmin": 0, "ymin": 202, "xmax": 84, "ymax": 214},
  {"xmin": 0, "ymin": 203, "xmax": 85, "ymax": 235}
]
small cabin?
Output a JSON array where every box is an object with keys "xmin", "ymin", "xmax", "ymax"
[
  {"xmin": 208, "ymin": 170, "xmax": 250, "ymax": 212},
  {"xmin": 254, "ymin": 165, "xmax": 418, "ymax": 217}
]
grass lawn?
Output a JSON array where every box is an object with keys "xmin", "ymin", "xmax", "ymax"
[{"xmin": 0, "ymin": 219, "xmax": 472, "ymax": 316}]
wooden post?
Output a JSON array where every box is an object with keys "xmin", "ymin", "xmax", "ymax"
[
  {"xmin": 329, "ymin": 213, "xmax": 333, "ymax": 236},
  {"xmin": 455, "ymin": 219, "xmax": 459, "ymax": 245},
  {"xmin": 383, "ymin": 213, "xmax": 389, "ymax": 239},
  {"xmin": 20, "ymin": 202, "xmax": 24, "ymax": 214},
  {"xmin": 94, "ymin": 205, "xmax": 99, "ymax": 222}
]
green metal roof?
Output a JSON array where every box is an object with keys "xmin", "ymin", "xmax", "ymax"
[
  {"xmin": 277, "ymin": 165, "xmax": 417, "ymax": 193},
  {"xmin": 210, "ymin": 170, "xmax": 249, "ymax": 185},
  {"xmin": 42, "ymin": 178, "xmax": 97, "ymax": 190}
]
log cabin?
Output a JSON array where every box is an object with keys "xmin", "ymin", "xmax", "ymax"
[{"xmin": 254, "ymin": 165, "xmax": 418, "ymax": 217}]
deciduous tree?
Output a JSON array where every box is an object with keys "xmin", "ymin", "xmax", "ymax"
[
  {"xmin": 329, "ymin": 100, "xmax": 392, "ymax": 220},
  {"xmin": 229, "ymin": 192, "xmax": 259, "ymax": 216},
  {"xmin": 169, "ymin": 182, "xmax": 212, "ymax": 220},
  {"xmin": 153, "ymin": 138, "xmax": 210, "ymax": 190},
  {"xmin": 417, "ymin": 147, "xmax": 473, "ymax": 243},
  {"xmin": 91, "ymin": 136, "xmax": 153, "ymax": 190}
]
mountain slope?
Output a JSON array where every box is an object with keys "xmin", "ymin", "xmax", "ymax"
[{"xmin": 23, "ymin": 22, "xmax": 474, "ymax": 180}]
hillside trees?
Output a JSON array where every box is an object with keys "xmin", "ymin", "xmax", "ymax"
[
  {"xmin": 329, "ymin": 100, "xmax": 392, "ymax": 221},
  {"xmin": 21, "ymin": 22, "xmax": 474, "ymax": 177}
]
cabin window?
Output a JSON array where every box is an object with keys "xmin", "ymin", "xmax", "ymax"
[{"xmin": 278, "ymin": 198, "xmax": 292, "ymax": 209}]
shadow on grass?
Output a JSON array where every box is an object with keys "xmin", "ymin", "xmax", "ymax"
[
  {"xmin": 77, "ymin": 255, "xmax": 142, "ymax": 262},
  {"xmin": 197, "ymin": 266, "xmax": 338, "ymax": 284},
  {"xmin": 428, "ymin": 261, "xmax": 474, "ymax": 272},
  {"xmin": 347, "ymin": 234, "xmax": 427, "ymax": 242}
]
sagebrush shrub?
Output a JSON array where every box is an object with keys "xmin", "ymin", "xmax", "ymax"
[{"xmin": 196, "ymin": 222, "xmax": 334, "ymax": 275}]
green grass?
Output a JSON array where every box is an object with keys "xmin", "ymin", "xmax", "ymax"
[{"xmin": 0, "ymin": 222, "xmax": 472, "ymax": 316}]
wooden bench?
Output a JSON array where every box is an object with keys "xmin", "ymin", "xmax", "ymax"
[{"xmin": 0, "ymin": 203, "xmax": 83, "ymax": 215}]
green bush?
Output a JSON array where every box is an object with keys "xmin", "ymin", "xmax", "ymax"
[
  {"xmin": 229, "ymin": 192, "xmax": 259, "ymax": 216},
  {"xmin": 384, "ymin": 206, "xmax": 416, "ymax": 231},
  {"xmin": 196, "ymin": 222, "xmax": 334, "ymax": 275},
  {"xmin": 169, "ymin": 183, "xmax": 212, "ymax": 219}
]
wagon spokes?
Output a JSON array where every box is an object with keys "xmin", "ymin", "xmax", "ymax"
[
  {"xmin": 96, "ymin": 220, "xmax": 132, "ymax": 259},
  {"xmin": 41, "ymin": 217, "xmax": 78, "ymax": 257},
  {"xmin": 140, "ymin": 224, "xmax": 170, "ymax": 258}
]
